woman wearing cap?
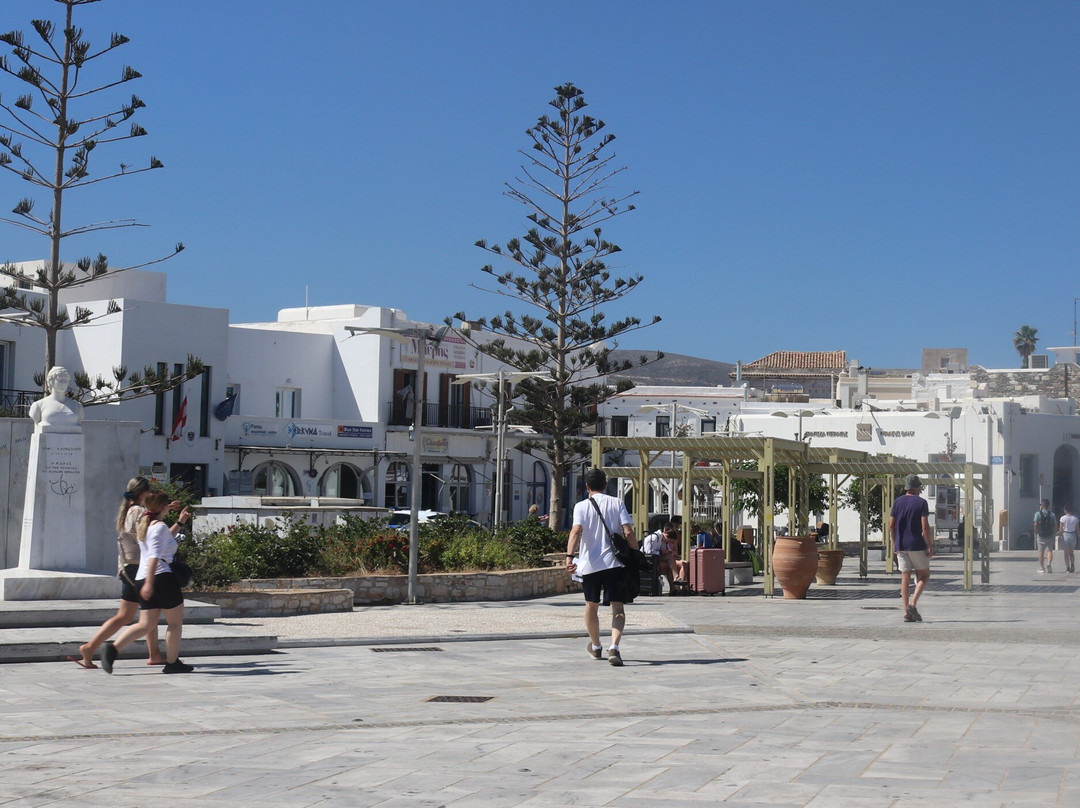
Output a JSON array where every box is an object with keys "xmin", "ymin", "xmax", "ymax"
[{"xmin": 888, "ymin": 474, "xmax": 933, "ymax": 622}]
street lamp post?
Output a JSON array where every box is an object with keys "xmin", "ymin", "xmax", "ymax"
[
  {"xmin": 769, "ymin": 408, "xmax": 823, "ymax": 441},
  {"xmin": 638, "ymin": 402, "xmax": 710, "ymax": 518},
  {"xmin": 344, "ymin": 323, "xmax": 449, "ymax": 604},
  {"xmin": 454, "ymin": 369, "xmax": 548, "ymax": 529}
]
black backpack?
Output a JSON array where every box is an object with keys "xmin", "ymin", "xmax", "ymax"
[{"xmin": 1037, "ymin": 509, "xmax": 1054, "ymax": 537}]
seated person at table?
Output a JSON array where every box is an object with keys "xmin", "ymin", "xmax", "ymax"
[
  {"xmin": 812, "ymin": 522, "xmax": 830, "ymax": 543},
  {"xmin": 643, "ymin": 522, "xmax": 686, "ymax": 587}
]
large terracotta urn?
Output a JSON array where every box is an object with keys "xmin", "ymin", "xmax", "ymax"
[
  {"xmin": 815, "ymin": 548, "xmax": 845, "ymax": 585},
  {"xmin": 773, "ymin": 535, "xmax": 818, "ymax": 599}
]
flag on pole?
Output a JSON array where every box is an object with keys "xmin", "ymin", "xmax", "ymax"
[{"xmin": 170, "ymin": 396, "xmax": 188, "ymax": 442}]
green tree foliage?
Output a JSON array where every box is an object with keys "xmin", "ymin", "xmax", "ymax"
[
  {"xmin": 0, "ymin": 0, "xmax": 200, "ymax": 401},
  {"xmin": 837, "ymin": 476, "xmax": 905, "ymax": 534},
  {"xmin": 458, "ymin": 83, "xmax": 661, "ymax": 527},
  {"xmin": 1013, "ymin": 325, "xmax": 1039, "ymax": 369},
  {"xmin": 727, "ymin": 462, "xmax": 829, "ymax": 524}
]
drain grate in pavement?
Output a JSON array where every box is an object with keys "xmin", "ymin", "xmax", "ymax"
[
  {"xmin": 370, "ymin": 647, "xmax": 443, "ymax": 653},
  {"xmin": 427, "ymin": 695, "xmax": 494, "ymax": 703}
]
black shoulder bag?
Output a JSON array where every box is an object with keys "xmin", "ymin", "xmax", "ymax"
[{"xmin": 588, "ymin": 496, "xmax": 641, "ymax": 570}]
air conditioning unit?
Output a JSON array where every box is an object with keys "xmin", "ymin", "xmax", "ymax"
[{"xmin": 1029, "ymin": 354, "xmax": 1049, "ymax": 368}]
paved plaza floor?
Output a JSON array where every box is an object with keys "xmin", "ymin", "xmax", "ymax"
[{"xmin": 1, "ymin": 551, "xmax": 1078, "ymax": 807}]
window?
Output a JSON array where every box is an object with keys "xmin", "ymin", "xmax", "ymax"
[
  {"xmin": 320, "ymin": 463, "xmax": 370, "ymax": 501},
  {"xmin": 610, "ymin": 415, "xmax": 629, "ymax": 437},
  {"xmin": 385, "ymin": 461, "xmax": 410, "ymax": 508},
  {"xmin": 527, "ymin": 461, "xmax": 549, "ymax": 512},
  {"xmin": 448, "ymin": 463, "xmax": 471, "ymax": 513},
  {"xmin": 700, "ymin": 418, "xmax": 716, "ymax": 434},
  {"xmin": 275, "ymin": 387, "xmax": 300, "ymax": 418},
  {"xmin": 252, "ymin": 461, "xmax": 299, "ymax": 496},
  {"xmin": 655, "ymin": 415, "xmax": 670, "ymax": 438},
  {"xmin": 199, "ymin": 366, "xmax": 212, "ymax": 437},
  {"xmin": 154, "ymin": 362, "xmax": 167, "ymax": 435},
  {"xmin": 1019, "ymin": 454, "xmax": 1038, "ymax": 497}
]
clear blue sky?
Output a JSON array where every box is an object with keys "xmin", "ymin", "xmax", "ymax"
[{"xmin": 2, "ymin": 0, "xmax": 1078, "ymax": 370}]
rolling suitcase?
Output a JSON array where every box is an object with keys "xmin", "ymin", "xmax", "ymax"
[
  {"xmin": 690, "ymin": 547, "xmax": 725, "ymax": 595},
  {"xmin": 637, "ymin": 554, "xmax": 661, "ymax": 596}
]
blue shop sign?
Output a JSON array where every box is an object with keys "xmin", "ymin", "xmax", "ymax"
[{"xmin": 338, "ymin": 425, "xmax": 373, "ymax": 439}]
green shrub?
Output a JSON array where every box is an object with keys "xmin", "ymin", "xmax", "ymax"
[{"xmin": 496, "ymin": 519, "xmax": 562, "ymax": 568}]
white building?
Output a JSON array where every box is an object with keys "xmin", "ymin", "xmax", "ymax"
[{"xmin": 1, "ymin": 266, "xmax": 557, "ymax": 541}]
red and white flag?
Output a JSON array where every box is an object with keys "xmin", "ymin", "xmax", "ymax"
[{"xmin": 170, "ymin": 396, "xmax": 188, "ymax": 442}]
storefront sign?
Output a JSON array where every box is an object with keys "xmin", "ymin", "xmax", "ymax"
[
  {"xmin": 286, "ymin": 421, "xmax": 335, "ymax": 439},
  {"xmin": 242, "ymin": 421, "xmax": 280, "ymax": 437},
  {"xmin": 422, "ymin": 436, "xmax": 450, "ymax": 454},
  {"xmin": 400, "ymin": 334, "xmax": 471, "ymax": 370},
  {"xmin": 803, "ymin": 430, "xmax": 850, "ymax": 439},
  {"xmin": 878, "ymin": 430, "xmax": 916, "ymax": 438},
  {"xmin": 337, "ymin": 425, "xmax": 373, "ymax": 439}
]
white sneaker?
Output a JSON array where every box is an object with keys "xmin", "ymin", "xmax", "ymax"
[{"xmin": 1037, "ymin": 568, "xmax": 1046, "ymax": 574}]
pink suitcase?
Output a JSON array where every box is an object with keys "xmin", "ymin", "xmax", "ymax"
[{"xmin": 690, "ymin": 548, "xmax": 725, "ymax": 595}]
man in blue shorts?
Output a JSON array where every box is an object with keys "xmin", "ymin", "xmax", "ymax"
[
  {"xmin": 566, "ymin": 469, "xmax": 639, "ymax": 666},
  {"xmin": 889, "ymin": 474, "xmax": 933, "ymax": 622}
]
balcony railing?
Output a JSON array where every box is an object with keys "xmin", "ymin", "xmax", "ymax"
[
  {"xmin": 387, "ymin": 401, "xmax": 493, "ymax": 430},
  {"xmin": 0, "ymin": 388, "xmax": 39, "ymax": 418}
]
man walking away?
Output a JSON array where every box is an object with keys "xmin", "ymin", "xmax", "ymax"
[
  {"xmin": 566, "ymin": 469, "xmax": 638, "ymax": 666},
  {"xmin": 1034, "ymin": 499, "xmax": 1056, "ymax": 573},
  {"xmin": 889, "ymin": 474, "xmax": 933, "ymax": 622}
]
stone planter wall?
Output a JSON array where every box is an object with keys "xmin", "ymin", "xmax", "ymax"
[
  {"xmin": 191, "ymin": 588, "xmax": 354, "ymax": 617},
  {"xmin": 240, "ymin": 566, "xmax": 581, "ymax": 606}
]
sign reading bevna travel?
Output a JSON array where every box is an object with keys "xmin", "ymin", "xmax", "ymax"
[{"xmin": 241, "ymin": 421, "xmax": 371, "ymax": 439}]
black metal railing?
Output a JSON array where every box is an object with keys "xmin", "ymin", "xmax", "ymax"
[
  {"xmin": 0, "ymin": 388, "xmax": 38, "ymax": 418},
  {"xmin": 387, "ymin": 401, "xmax": 493, "ymax": 430}
]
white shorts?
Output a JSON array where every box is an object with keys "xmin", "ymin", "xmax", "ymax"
[{"xmin": 897, "ymin": 550, "xmax": 930, "ymax": 572}]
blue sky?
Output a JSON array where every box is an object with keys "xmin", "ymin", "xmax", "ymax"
[{"xmin": 2, "ymin": 0, "xmax": 1078, "ymax": 370}]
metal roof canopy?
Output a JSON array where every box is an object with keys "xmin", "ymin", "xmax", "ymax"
[{"xmin": 591, "ymin": 434, "xmax": 992, "ymax": 594}]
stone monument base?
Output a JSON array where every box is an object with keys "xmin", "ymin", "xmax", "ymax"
[{"xmin": 0, "ymin": 569, "xmax": 119, "ymax": 601}]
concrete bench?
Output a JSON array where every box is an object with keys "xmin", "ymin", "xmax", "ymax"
[{"xmin": 725, "ymin": 561, "xmax": 753, "ymax": 586}]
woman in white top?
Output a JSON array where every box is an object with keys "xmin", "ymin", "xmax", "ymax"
[
  {"xmin": 75, "ymin": 478, "xmax": 185, "ymax": 668},
  {"xmin": 101, "ymin": 491, "xmax": 193, "ymax": 674},
  {"xmin": 1059, "ymin": 505, "xmax": 1078, "ymax": 574}
]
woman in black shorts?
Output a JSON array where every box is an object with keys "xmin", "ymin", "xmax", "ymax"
[
  {"xmin": 101, "ymin": 491, "xmax": 193, "ymax": 674},
  {"xmin": 75, "ymin": 478, "xmax": 168, "ymax": 668}
]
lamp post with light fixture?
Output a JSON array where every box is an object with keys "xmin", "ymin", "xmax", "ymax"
[
  {"xmin": 453, "ymin": 369, "xmax": 549, "ymax": 529},
  {"xmin": 637, "ymin": 401, "xmax": 710, "ymax": 518},
  {"xmin": 344, "ymin": 323, "xmax": 449, "ymax": 604}
]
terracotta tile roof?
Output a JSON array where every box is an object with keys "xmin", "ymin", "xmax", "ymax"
[{"xmin": 742, "ymin": 351, "xmax": 847, "ymax": 371}]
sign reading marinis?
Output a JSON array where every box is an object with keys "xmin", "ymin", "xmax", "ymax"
[{"xmin": 400, "ymin": 334, "xmax": 470, "ymax": 370}]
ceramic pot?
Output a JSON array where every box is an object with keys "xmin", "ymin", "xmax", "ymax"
[
  {"xmin": 815, "ymin": 548, "xmax": 845, "ymax": 585},
  {"xmin": 773, "ymin": 535, "xmax": 818, "ymax": 599}
]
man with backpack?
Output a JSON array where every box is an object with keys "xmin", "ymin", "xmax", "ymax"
[{"xmin": 1034, "ymin": 499, "xmax": 1057, "ymax": 573}]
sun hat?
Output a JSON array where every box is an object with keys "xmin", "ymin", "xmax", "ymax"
[{"xmin": 904, "ymin": 474, "xmax": 923, "ymax": 491}]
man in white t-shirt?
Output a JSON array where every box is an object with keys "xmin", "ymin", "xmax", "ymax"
[
  {"xmin": 1058, "ymin": 504, "xmax": 1078, "ymax": 574},
  {"xmin": 566, "ymin": 469, "xmax": 638, "ymax": 667}
]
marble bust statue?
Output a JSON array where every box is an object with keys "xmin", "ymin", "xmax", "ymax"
[{"xmin": 29, "ymin": 366, "xmax": 84, "ymax": 434}]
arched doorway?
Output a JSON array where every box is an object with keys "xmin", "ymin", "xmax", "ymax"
[
  {"xmin": 319, "ymin": 463, "xmax": 371, "ymax": 501},
  {"xmin": 1052, "ymin": 444, "xmax": 1080, "ymax": 514},
  {"xmin": 251, "ymin": 461, "xmax": 300, "ymax": 496}
]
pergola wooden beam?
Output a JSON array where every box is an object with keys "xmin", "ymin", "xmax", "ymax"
[{"xmin": 591, "ymin": 434, "xmax": 992, "ymax": 593}]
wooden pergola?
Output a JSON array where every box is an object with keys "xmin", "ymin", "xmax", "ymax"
[{"xmin": 591, "ymin": 435, "xmax": 992, "ymax": 594}]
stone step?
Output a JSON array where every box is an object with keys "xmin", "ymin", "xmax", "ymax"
[
  {"xmin": 0, "ymin": 622, "xmax": 278, "ymax": 664},
  {"xmin": 0, "ymin": 598, "xmax": 222, "ymax": 628}
]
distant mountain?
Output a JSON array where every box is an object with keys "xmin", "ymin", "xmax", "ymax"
[{"xmin": 607, "ymin": 350, "xmax": 735, "ymax": 387}]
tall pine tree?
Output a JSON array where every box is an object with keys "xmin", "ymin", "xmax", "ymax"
[
  {"xmin": 0, "ymin": 0, "xmax": 200, "ymax": 402},
  {"xmin": 459, "ymin": 83, "xmax": 659, "ymax": 527}
]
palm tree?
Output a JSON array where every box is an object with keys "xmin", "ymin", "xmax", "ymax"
[{"xmin": 1014, "ymin": 325, "xmax": 1039, "ymax": 368}]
